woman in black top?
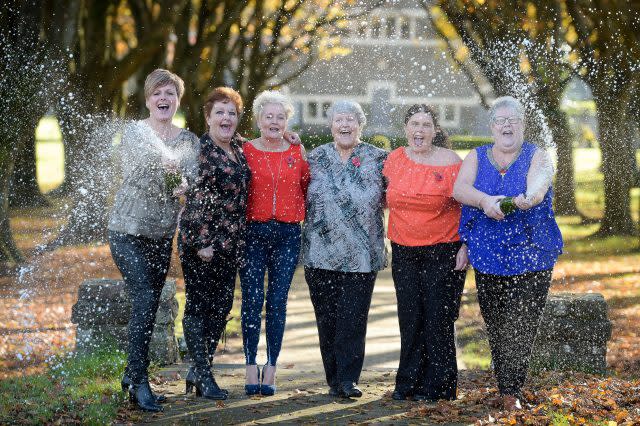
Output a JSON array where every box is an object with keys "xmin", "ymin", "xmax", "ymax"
[{"xmin": 178, "ymin": 87, "xmax": 250, "ymax": 400}]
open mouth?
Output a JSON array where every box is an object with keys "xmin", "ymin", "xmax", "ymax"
[
  {"xmin": 158, "ymin": 103, "xmax": 170, "ymax": 111},
  {"xmin": 220, "ymin": 123, "xmax": 232, "ymax": 131},
  {"xmin": 413, "ymin": 135, "xmax": 424, "ymax": 146},
  {"xmin": 339, "ymin": 129, "xmax": 352, "ymax": 136},
  {"xmin": 502, "ymin": 129, "xmax": 514, "ymax": 136}
]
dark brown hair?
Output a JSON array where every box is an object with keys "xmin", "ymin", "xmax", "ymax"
[
  {"xmin": 203, "ymin": 87, "xmax": 244, "ymax": 118},
  {"xmin": 404, "ymin": 104, "xmax": 450, "ymax": 148}
]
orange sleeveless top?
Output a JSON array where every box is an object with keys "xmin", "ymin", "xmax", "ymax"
[{"xmin": 383, "ymin": 147, "xmax": 461, "ymax": 246}]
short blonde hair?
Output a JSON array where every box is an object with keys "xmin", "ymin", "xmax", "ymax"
[
  {"xmin": 252, "ymin": 90, "xmax": 294, "ymax": 122},
  {"xmin": 144, "ymin": 69, "xmax": 185, "ymax": 101}
]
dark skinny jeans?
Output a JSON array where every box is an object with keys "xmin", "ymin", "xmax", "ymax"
[
  {"xmin": 475, "ymin": 269, "xmax": 552, "ymax": 397},
  {"xmin": 108, "ymin": 231, "xmax": 172, "ymax": 384},
  {"xmin": 179, "ymin": 243, "xmax": 238, "ymax": 369}
]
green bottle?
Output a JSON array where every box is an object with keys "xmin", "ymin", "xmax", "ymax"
[
  {"xmin": 499, "ymin": 197, "xmax": 518, "ymax": 215},
  {"xmin": 164, "ymin": 171, "xmax": 182, "ymax": 195}
]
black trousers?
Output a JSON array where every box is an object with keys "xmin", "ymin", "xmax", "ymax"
[
  {"xmin": 180, "ymin": 244, "xmax": 238, "ymax": 369},
  {"xmin": 475, "ymin": 269, "xmax": 552, "ymax": 397},
  {"xmin": 108, "ymin": 231, "xmax": 172, "ymax": 383},
  {"xmin": 391, "ymin": 242, "xmax": 466, "ymax": 400},
  {"xmin": 304, "ymin": 267, "xmax": 377, "ymax": 387}
]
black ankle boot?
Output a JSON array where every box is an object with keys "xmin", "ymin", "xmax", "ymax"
[
  {"xmin": 185, "ymin": 366, "xmax": 228, "ymax": 395},
  {"xmin": 129, "ymin": 382, "xmax": 163, "ymax": 412},
  {"xmin": 191, "ymin": 368, "xmax": 227, "ymax": 400},
  {"xmin": 121, "ymin": 374, "xmax": 166, "ymax": 403}
]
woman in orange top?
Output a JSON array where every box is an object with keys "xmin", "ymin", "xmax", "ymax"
[
  {"xmin": 240, "ymin": 90, "xmax": 310, "ymax": 396},
  {"xmin": 383, "ymin": 104, "xmax": 468, "ymax": 402}
]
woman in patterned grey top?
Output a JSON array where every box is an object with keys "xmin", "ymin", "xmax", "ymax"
[
  {"xmin": 302, "ymin": 100, "xmax": 387, "ymax": 399},
  {"xmin": 107, "ymin": 69, "xmax": 198, "ymax": 412}
]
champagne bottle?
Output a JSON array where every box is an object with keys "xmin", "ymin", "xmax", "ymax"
[
  {"xmin": 499, "ymin": 197, "xmax": 517, "ymax": 215},
  {"xmin": 164, "ymin": 171, "xmax": 182, "ymax": 195}
]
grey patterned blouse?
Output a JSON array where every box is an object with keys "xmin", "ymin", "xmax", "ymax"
[
  {"xmin": 108, "ymin": 122, "xmax": 199, "ymax": 239},
  {"xmin": 301, "ymin": 142, "xmax": 388, "ymax": 273}
]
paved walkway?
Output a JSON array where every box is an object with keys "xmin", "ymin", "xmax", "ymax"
[{"xmin": 143, "ymin": 267, "xmax": 467, "ymax": 425}]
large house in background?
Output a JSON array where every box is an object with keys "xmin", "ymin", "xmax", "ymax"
[{"xmin": 283, "ymin": 0, "xmax": 490, "ymax": 137}]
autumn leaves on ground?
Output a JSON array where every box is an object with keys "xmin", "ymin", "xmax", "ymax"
[{"xmin": 2, "ymin": 207, "xmax": 640, "ymax": 423}]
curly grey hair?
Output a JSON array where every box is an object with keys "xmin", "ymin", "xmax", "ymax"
[
  {"xmin": 252, "ymin": 90, "xmax": 294, "ymax": 122},
  {"xmin": 326, "ymin": 100, "xmax": 367, "ymax": 127},
  {"xmin": 489, "ymin": 96, "xmax": 525, "ymax": 123}
]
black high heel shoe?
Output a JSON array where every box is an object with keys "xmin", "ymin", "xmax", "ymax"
[
  {"xmin": 121, "ymin": 374, "xmax": 166, "ymax": 403},
  {"xmin": 128, "ymin": 382, "xmax": 163, "ymax": 412},
  {"xmin": 188, "ymin": 368, "xmax": 227, "ymax": 400},
  {"xmin": 185, "ymin": 366, "xmax": 228, "ymax": 395}
]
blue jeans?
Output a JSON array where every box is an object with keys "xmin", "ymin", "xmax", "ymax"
[
  {"xmin": 239, "ymin": 221, "xmax": 301, "ymax": 366},
  {"xmin": 108, "ymin": 231, "xmax": 172, "ymax": 383}
]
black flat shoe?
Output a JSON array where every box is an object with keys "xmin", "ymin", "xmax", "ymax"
[
  {"xmin": 186, "ymin": 366, "xmax": 228, "ymax": 396},
  {"xmin": 128, "ymin": 382, "xmax": 163, "ymax": 412},
  {"xmin": 392, "ymin": 390, "xmax": 409, "ymax": 400},
  {"xmin": 328, "ymin": 386, "xmax": 340, "ymax": 396},
  {"xmin": 121, "ymin": 374, "xmax": 166, "ymax": 403},
  {"xmin": 339, "ymin": 381, "xmax": 362, "ymax": 398}
]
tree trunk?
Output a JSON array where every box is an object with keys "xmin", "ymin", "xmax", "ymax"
[
  {"xmin": 10, "ymin": 114, "xmax": 50, "ymax": 208},
  {"xmin": 0, "ymin": 149, "xmax": 25, "ymax": 264},
  {"xmin": 548, "ymin": 108, "xmax": 578, "ymax": 215},
  {"xmin": 594, "ymin": 97, "xmax": 636, "ymax": 236}
]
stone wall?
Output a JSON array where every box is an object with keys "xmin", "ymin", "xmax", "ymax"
[
  {"xmin": 531, "ymin": 292, "xmax": 612, "ymax": 374},
  {"xmin": 71, "ymin": 278, "xmax": 180, "ymax": 365}
]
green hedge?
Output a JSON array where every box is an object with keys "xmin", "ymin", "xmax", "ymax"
[{"xmin": 300, "ymin": 134, "xmax": 491, "ymax": 152}]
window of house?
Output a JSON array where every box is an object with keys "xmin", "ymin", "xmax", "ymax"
[
  {"xmin": 399, "ymin": 17, "xmax": 410, "ymax": 39},
  {"xmin": 442, "ymin": 104, "xmax": 456, "ymax": 122},
  {"xmin": 357, "ymin": 21, "xmax": 368, "ymax": 38},
  {"xmin": 371, "ymin": 17, "xmax": 382, "ymax": 38},
  {"xmin": 386, "ymin": 17, "xmax": 396, "ymax": 38},
  {"xmin": 322, "ymin": 102, "xmax": 331, "ymax": 118},
  {"xmin": 308, "ymin": 101, "xmax": 318, "ymax": 118}
]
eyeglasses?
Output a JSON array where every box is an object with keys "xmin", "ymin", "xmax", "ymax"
[{"xmin": 493, "ymin": 116, "xmax": 522, "ymax": 125}]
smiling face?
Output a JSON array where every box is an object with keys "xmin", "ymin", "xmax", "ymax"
[
  {"xmin": 405, "ymin": 112, "xmax": 435, "ymax": 153},
  {"xmin": 331, "ymin": 113, "xmax": 361, "ymax": 150},
  {"xmin": 207, "ymin": 100, "xmax": 239, "ymax": 144},
  {"xmin": 491, "ymin": 106, "xmax": 525, "ymax": 152},
  {"xmin": 145, "ymin": 83, "xmax": 179, "ymax": 123},
  {"xmin": 258, "ymin": 103, "xmax": 288, "ymax": 141}
]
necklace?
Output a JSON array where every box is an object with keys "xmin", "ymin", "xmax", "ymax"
[{"xmin": 261, "ymin": 140, "xmax": 285, "ymax": 216}]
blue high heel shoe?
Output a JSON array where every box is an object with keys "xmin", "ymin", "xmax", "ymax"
[
  {"xmin": 245, "ymin": 365, "xmax": 261, "ymax": 396},
  {"xmin": 260, "ymin": 364, "xmax": 276, "ymax": 396}
]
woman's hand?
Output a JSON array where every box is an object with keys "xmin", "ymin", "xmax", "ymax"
[
  {"xmin": 454, "ymin": 244, "xmax": 469, "ymax": 270},
  {"xmin": 284, "ymin": 131, "xmax": 301, "ymax": 145},
  {"xmin": 480, "ymin": 195, "xmax": 506, "ymax": 220},
  {"xmin": 513, "ymin": 193, "xmax": 536, "ymax": 210},
  {"xmin": 172, "ymin": 176, "xmax": 189, "ymax": 197},
  {"xmin": 197, "ymin": 246, "xmax": 214, "ymax": 262}
]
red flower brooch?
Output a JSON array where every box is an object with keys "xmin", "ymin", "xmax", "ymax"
[
  {"xmin": 351, "ymin": 156, "xmax": 361, "ymax": 167},
  {"xmin": 286, "ymin": 155, "xmax": 295, "ymax": 168}
]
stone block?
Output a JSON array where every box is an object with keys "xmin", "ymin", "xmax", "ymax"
[
  {"xmin": 531, "ymin": 292, "xmax": 611, "ymax": 374},
  {"xmin": 72, "ymin": 278, "xmax": 180, "ymax": 365}
]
